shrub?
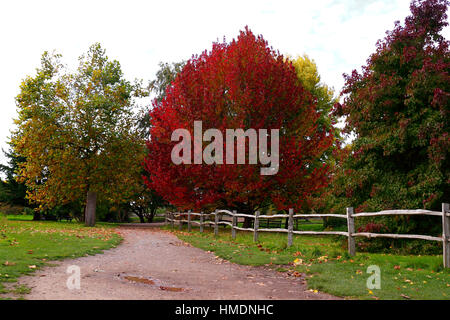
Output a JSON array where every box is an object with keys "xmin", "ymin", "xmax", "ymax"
[
  {"xmin": 355, "ymin": 218, "xmax": 442, "ymax": 254},
  {"xmin": 323, "ymin": 216, "xmax": 347, "ymax": 229},
  {"xmin": 357, "ymin": 222, "xmax": 389, "ymax": 234},
  {"xmin": 0, "ymin": 204, "xmax": 25, "ymax": 215},
  {"xmin": 22, "ymin": 207, "xmax": 34, "ymax": 216}
]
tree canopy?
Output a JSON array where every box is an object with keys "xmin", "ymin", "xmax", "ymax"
[
  {"xmin": 12, "ymin": 44, "xmax": 146, "ymax": 226},
  {"xmin": 144, "ymin": 28, "xmax": 334, "ymax": 218},
  {"xmin": 330, "ymin": 0, "xmax": 449, "ymax": 215}
]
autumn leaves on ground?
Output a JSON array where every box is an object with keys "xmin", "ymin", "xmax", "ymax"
[
  {"xmin": 0, "ymin": 216, "xmax": 121, "ymax": 298},
  {"xmin": 0, "ymin": 0, "xmax": 449, "ymax": 300}
]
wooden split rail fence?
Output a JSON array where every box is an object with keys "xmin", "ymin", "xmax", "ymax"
[{"xmin": 165, "ymin": 203, "xmax": 450, "ymax": 268}]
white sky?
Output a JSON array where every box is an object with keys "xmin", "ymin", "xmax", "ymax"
[{"xmin": 1, "ymin": 0, "xmax": 448, "ymax": 168}]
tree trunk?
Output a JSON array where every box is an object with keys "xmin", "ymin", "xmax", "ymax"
[
  {"xmin": 147, "ymin": 208, "xmax": 157, "ymax": 223},
  {"xmin": 137, "ymin": 213, "xmax": 145, "ymax": 223},
  {"xmin": 33, "ymin": 211, "xmax": 41, "ymax": 221},
  {"xmin": 243, "ymin": 217, "xmax": 252, "ymax": 228},
  {"xmin": 241, "ymin": 206, "xmax": 255, "ymax": 228},
  {"xmin": 85, "ymin": 190, "xmax": 97, "ymax": 227}
]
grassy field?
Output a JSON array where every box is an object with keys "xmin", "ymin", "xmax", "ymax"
[
  {"xmin": 166, "ymin": 224, "xmax": 450, "ymax": 300},
  {"xmin": 0, "ymin": 215, "xmax": 122, "ymax": 299}
]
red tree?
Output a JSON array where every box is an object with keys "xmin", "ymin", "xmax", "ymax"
[
  {"xmin": 331, "ymin": 0, "xmax": 449, "ymax": 211},
  {"xmin": 144, "ymin": 28, "xmax": 333, "ymax": 217}
]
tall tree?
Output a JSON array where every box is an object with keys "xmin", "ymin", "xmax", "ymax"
[
  {"xmin": 331, "ymin": 0, "xmax": 449, "ymax": 231},
  {"xmin": 12, "ymin": 44, "xmax": 145, "ymax": 226},
  {"xmin": 144, "ymin": 28, "xmax": 334, "ymax": 222},
  {"xmin": 137, "ymin": 61, "xmax": 185, "ymax": 138},
  {"xmin": 133, "ymin": 61, "xmax": 185, "ymax": 222}
]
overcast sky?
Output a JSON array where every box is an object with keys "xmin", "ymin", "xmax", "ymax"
[{"xmin": 1, "ymin": 0, "xmax": 448, "ymax": 168}]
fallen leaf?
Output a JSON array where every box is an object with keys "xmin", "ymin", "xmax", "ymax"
[{"xmin": 293, "ymin": 258, "xmax": 303, "ymax": 266}]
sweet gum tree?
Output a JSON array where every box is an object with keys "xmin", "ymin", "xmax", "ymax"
[
  {"xmin": 144, "ymin": 28, "xmax": 333, "ymax": 223},
  {"xmin": 331, "ymin": 0, "xmax": 449, "ymax": 236},
  {"xmin": 12, "ymin": 44, "xmax": 145, "ymax": 226}
]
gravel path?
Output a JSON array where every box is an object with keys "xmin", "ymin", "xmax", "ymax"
[{"xmin": 17, "ymin": 227, "xmax": 339, "ymax": 300}]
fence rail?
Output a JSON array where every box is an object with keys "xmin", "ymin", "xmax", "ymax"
[{"xmin": 165, "ymin": 203, "xmax": 450, "ymax": 268}]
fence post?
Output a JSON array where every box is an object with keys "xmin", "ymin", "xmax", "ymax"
[
  {"xmin": 253, "ymin": 211, "xmax": 260, "ymax": 243},
  {"xmin": 232, "ymin": 210, "xmax": 237, "ymax": 240},
  {"xmin": 346, "ymin": 207, "xmax": 355, "ymax": 256},
  {"xmin": 188, "ymin": 210, "xmax": 192, "ymax": 232},
  {"xmin": 200, "ymin": 212, "xmax": 204, "ymax": 233},
  {"xmin": 178, "ymin": 211, "xmax": 183, "ymax": 231},
  {"xmin": 214, "ymin": 210, "xmax": 219, "ymax": 236},
  {"xmin": 443, "ymin": 203, "xmax": 450, "ymax": 268},
  {"xmin": 288, "ymin": 208, "xmax": 294, "ymax": 247},
  {"xmin": 170, "ymin": 212, "xmax": 174, "ymax": 229},
  {"xmin": 164, "ymin": 212, "xmax": 168, "ymax": 225}
]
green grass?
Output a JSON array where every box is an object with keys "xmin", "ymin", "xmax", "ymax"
[
  {"xmin": 5, "ymin": 215, "xmax": 34, "ymax": 221},
  {"xmin": 0, "ymin": 215, "xmax": 122, "ymax": 299},
  {"xmin": 128, "ymin": 215, "xmax": 166, "ymax": 223},
  {"xmin": 165, "ymin": 224, "xmax": 450, "ymax": 300}
]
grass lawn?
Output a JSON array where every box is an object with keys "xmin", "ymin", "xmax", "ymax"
[
  {"xmin": 165, "ymin": 224, "xmax": 450, "ymax": 300},
  {"xmin": 0, "ymin": 215, "xmax": 122, "ymax": 299}
]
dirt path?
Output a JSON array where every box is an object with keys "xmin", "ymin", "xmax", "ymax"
[{"xmin": 17, "ymin": 226, "xmax": 339, "ymax": 300}]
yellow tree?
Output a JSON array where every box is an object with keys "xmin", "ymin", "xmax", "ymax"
[
  {"xmin": 290, "ymin": 54, "xmax": 338, "ymax": 134},
  {"xmin": 12, "ymin": 44, "xmax": 146, "ymax": 226}
]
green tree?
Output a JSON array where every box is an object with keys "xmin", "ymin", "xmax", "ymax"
[
  {"xmin": 0, "ymin": 180, "xmax": 8, "ymax": 203},
  {"xmin": 0, "ymin": 147, "xmax": 28, "ymax": 206},
  {"xmin": 137, "ymin": 61, "xmax": 185, "ymax": 136},
  {"xmin": 12, "ymin": 44, "xmax": 146, "ymax": 226},
  {"xmin": 329, "ymin": 0, "xmax": 449, "ymax": 236}
]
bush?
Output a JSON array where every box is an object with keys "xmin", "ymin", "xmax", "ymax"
[
  {"xmin": 323, "ymin": 216, "xmax": 347, "ymax": 229},
  {"xmin": 95, "ymin": 202, "xmax": 130, "ymax": 223},
  {"xmin": 0, "ymin": 203, "xmax": 25, "ymax": 215},
  {"xmin": 355, "ymin": 217, "xmax": 442, "ymax": 254},
  {"xmin": 22, "ymin": 207, "xmax": 34, "ymax": 216}
]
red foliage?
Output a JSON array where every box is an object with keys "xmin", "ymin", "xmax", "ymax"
[
  {"xmin": 357, "ymin": 222, "xmax": 389, "ymax": 233},
  {"xmin": 143, "ymin": 28, "xmax": 333, "ymax": 212},
  {"xmin": 330, "ymin": 0, "xmax": 449, "ymax": 212}
]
